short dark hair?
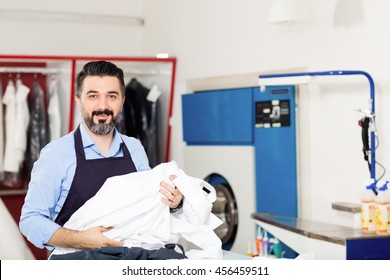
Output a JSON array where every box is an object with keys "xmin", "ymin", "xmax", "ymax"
[{"xmin": 75, "ymin": 60, "xmax": 125, "ymax": 98}]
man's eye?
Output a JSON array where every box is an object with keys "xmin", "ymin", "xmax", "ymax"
[{"xmin": 108, "ymin": 95, "xmax": 117, "ymax": 99}]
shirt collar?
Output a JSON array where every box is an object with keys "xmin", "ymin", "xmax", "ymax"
[{"xmin": 79, "ymin": 123, "xmax": 123, "ymax": 157}]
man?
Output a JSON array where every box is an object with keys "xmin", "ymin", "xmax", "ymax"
[{"xmin": 19, "ymin": 61, "xmax": 183, "ymax": 252}]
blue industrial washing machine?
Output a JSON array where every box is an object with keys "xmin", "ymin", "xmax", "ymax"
[{"xmin": 182, "ymin": 85, "xmax": 298, "ymax": 255}]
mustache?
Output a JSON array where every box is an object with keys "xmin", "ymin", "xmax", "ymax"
[{"xmin": 92, "ymin": 109, "xmax": 114, "ymax": 117}]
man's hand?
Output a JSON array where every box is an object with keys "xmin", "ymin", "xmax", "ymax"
[
  {"xmin": 78, "ymin": 226, "xmax": 123, "ymax": 249},
  {"xmin": 47, "ymin": 226, "xmax": 123, "ymax": 249},
  {"xmin": 160, "ymin": 175, "xmax": 183, "ymax": 209}
]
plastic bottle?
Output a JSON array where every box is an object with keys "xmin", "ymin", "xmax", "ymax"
[
  {"xmin": 375, "ymin": 180, "xmax": 390, "ymax": 235},
  {"xmin": 262, "ymin": 231, "xmax": 269, "ymax": 256},
  {"xmin": 361, "ymin": 178, "xmax": 376, "ymax": 233},
  {"xmin": 246, "ymin": 240, "xmax": 254, "ymax": 257},
  {"xmin": 270, "ymin": 238, "xmax": 282, "ymax": 258},
  {"xmin": 252, "ymin": 242, "xmax": 259, "ymax": 257},
  {"xmin": 255, "ymin": 227, "xmax": 263, "ymax": 256}
]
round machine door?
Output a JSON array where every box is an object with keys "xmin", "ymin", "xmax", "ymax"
[{"xmin": 205, "ymin": 173, "xmax": 238, "ymax": 251}]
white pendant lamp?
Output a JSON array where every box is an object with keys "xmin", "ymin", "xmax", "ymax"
[{"xmin": 268, "ymin": 0, "xmax": 312, "ymax": 25}]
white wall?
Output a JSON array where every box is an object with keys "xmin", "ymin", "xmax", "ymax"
[
  {"xmin": 0, "ymin": 0, "xmax": 145, "ymax": 56},
  {"xmin": 143, "ymin": 0, "xmax": 390, "ymax": 227}
]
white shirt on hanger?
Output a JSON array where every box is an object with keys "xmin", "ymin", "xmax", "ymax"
[
  {"xmin": 3, "ymin": 80, "xmax": 18, "ymax": 173},
  {"xmin": 51, "ymin": 161, "xmax": 223, "ymax": 259},
  {"xmin": 48, "ymin": 78, "xmax": 61, "ymax": 141},
  {"xmin": 15, "ymin": 78, "xmax": 31, "ymax": 167}
]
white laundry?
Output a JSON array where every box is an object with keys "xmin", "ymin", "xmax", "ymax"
[
  {"xmin": 2, "ymin": 80, "xmax": 18, "ymax": 172},
  {"xmin": 48, "ymin": 78, "xmax": 61, "ymax": 141},
  {"xmin": 0, "ymin": 198, "xmax": 35, "ymax": 260},
  {"xmin": 51, "ymin": 161, "xmax": 223, "ymax": 259},
  {"xmin": 14, "ymin": 81, "xmax": 30, "ymax": 167}
]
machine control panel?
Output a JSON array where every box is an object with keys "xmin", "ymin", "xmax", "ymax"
[{"xmin": 255, "ymin": 99, "xmax": 290, "ymax": 127}]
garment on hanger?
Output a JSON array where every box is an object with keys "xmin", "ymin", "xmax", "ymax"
[
  {"xmin": 0, "ymin": 79, "xmax": 4, "ymax": 180},
  {"xmin": 47, "ymin": 77, "xmax": 61, "ymax": 141},
  {"xmin": 2, "ymin": 79, "xmax": 18, "ymax": 173},
  {"xmin": 14, "ymin": 77, "xmax": 31, "ymax": 168},
  {"xmin": 27, "ymin": 79, "xmax": 49, "ymax": 175},
  {"xmin": 116, "ymin": 110, "xmax": 126, "ymax": 136},
  {"xmin": 122, "ymin": 78, "xmax": 161, "ymax": 167}
]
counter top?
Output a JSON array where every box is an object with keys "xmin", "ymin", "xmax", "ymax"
[{"xmin": 251, "ymin": 212, "xmax": 389, "ymax": 246}]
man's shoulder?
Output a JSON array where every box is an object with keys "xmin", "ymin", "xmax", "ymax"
[
  {"xmin": 41, "ymin": 131, "xmax": 76, "ymax": 156},
  {"xmin": 116, "ymin": 132, "xmax": 148, "ymax": 158},
  {"xmin": 117, "ymin": 132, "xmax": 143, "ymax": 147}
]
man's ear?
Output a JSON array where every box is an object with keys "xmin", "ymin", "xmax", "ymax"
[{"xmin": 74, "ymin": 96, "xmax": 82, "ymax": 112}]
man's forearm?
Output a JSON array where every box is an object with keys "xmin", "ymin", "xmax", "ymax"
[
  {"xmin": 47, "ymin": 227, "xmax": 85, "ymax": 249},
  {"xmin": 47, "ymin": 226, "xmax": 123, "ymax": 249}
]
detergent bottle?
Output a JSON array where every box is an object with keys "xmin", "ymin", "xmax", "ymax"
[
  {"xmin": 270, "ymin": 238, "xmax": 282, "ymax": 258},
  {"xmin": 375, "ymin": 179, "xmax": 390, "ymax": 235},
  {"xmin": 262, "ymin": 231, "xmax": 269, "ymax": 256},
  {"xmin": 246, "ymin": 240, "xmax": 254, "ymax": 257},
  {"xmin": 255, "ymin": 226, "xmax": 263, "ymax": 256},
  {"xmin": 361, "ymin": 178, "xmax": 376, "ymax": 233}
]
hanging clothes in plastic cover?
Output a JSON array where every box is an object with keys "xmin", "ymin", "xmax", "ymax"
[
  {"xmin": 2, "ymin": 80, "xmax": 18, "ymax": 174},
  {"xmin": 2, "ymin": 79, "xmax": 20, "ymax": 187},
  {"xmin": 47, "ymin": 77, "xmax": 62, "ymax": 141},
  {"xmin": 121, "ymin": 78, "xmax": 160, "ymax": 167},
  {"xmin": 15, "ymin": 77, "xmax": 31, "ymax": 171},
  {"xmin": 26, "ymin": 79, "xmax": 49, "ymax": 176}
]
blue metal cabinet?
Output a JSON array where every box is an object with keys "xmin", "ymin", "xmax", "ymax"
[
  {"xmin": 182, "ymin": 88, "xmax": 254, "ymax": 145},
  {"xmin": 347, "ymin": 237, "xmax": 390, "ymax": 259},
  {"xmin": 254, "ymin": 86, "xmax": 298, "ymax": 217}
]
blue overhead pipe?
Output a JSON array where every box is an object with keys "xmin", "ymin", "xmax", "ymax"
[{"xmin": 259, "ymin": 70, "xmax": 376, "ymax": 179}]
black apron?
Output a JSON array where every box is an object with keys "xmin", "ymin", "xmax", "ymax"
[{"xmin": 55, "ymin": 126, "xmax": 137, "ymax": 226}]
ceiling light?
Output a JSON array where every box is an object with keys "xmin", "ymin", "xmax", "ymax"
[
  {"xmin": 268, "ymin": 0, "xmax": 311, "ymax": 25},
  {"xmin": 0, "ymin": 9, "xmax": 144, "ymax": 26},
  {"xmin": 156, "ymin": 53, "xmax": 169, "ymax": 59}
]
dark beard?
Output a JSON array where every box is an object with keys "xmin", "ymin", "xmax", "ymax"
[{"xmin": 84, "ymin": 110, "xmax": 118, "ymax": 135}]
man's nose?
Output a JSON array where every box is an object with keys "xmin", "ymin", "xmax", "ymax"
[{"xmin": 97, "ymin": 95, "xmax": 109, "ymax": 108}]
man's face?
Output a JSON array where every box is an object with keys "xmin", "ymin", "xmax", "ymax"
[{"xmin": 75, "ymin": 76, "xmax": 124, "ymax": 135}]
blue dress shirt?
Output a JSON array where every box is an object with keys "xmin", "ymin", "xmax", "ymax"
[{"xmin": 19, "ymin": 124, "xmax": 150, "ymax": 250}]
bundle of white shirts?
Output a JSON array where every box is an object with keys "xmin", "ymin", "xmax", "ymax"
[{"xmin": 51, "ymin": 161, "xmax": 223, "ymax": 259}]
